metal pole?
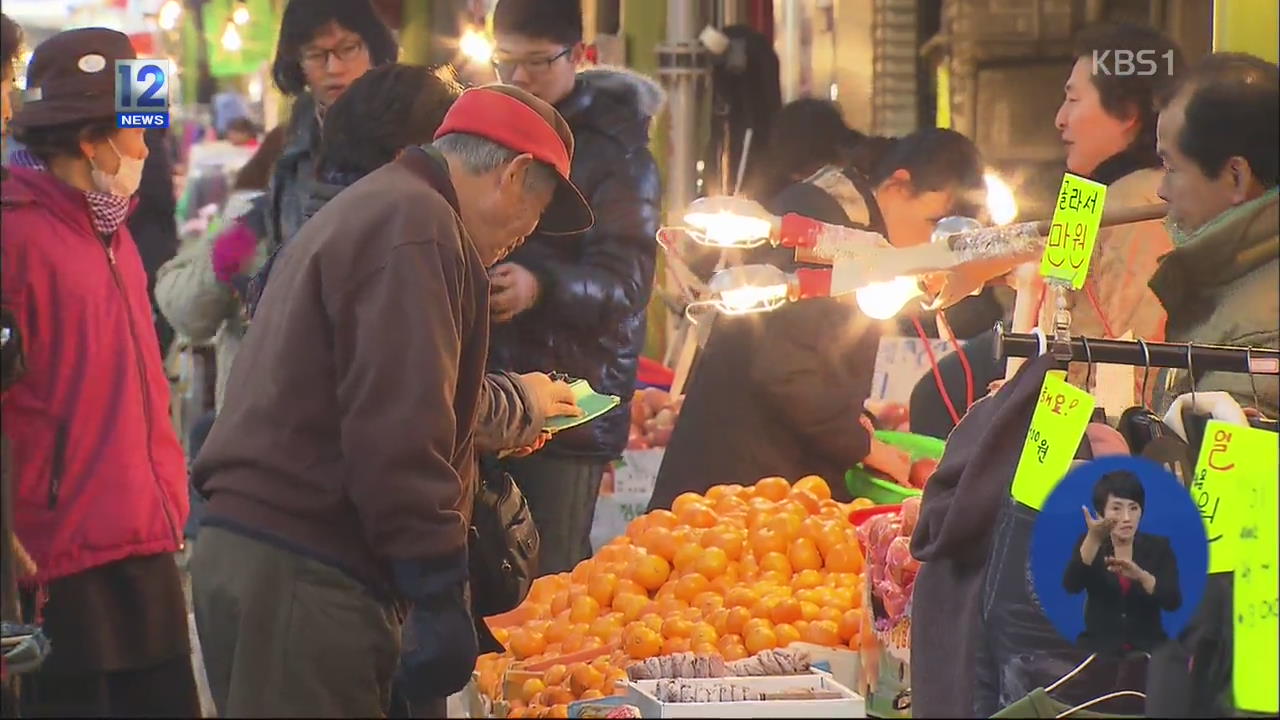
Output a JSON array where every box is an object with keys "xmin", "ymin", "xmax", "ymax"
[
  {"xmin": 993, "ymin": 323, "xmax": 1280, "ymax": 375},
  {"xmin": 657, "ymin": 0, "xmax": 706, "ymax": 223}
]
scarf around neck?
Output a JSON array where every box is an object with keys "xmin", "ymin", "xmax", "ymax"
[
  {"xmin": 9, "ymin": 148, "xmax": 132, "ymax": 237},
  {"xmin": 1090, "ymin": 145, "xmax": 1161, "ymax": 186}
]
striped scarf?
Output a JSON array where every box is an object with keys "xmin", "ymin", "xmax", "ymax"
[{"xmin": 9, "ymin": 149, "xmax": 132, "ymax": 237}]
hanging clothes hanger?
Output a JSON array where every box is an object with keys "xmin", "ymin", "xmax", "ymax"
[
  {"xmin": 1054, "ymin": 690, "xmax": 1147, "ymax": 718},
  {"xmin": 1045, "ymin": 653, "xmax": 1096, "ymax": 694}
]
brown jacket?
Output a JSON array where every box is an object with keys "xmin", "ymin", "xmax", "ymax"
[
  {"xmin": 193, "ymin": 147, "xmax": 490, "ymax": 594},
  {"xmin": 1150, "ymin": 188, "xmax": 1280, "ymax": 418}
]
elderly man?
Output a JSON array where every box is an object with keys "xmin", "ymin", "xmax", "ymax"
[
  {"xmin": 189, "ymin": 85, "xmax": 592, "ymax": 717},
  {"xmin": 1150, "ymin": 52, "xmax": 1279, "ymax": 418}
]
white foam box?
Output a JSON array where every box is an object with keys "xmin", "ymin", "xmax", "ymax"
[
  {"xmin": 626, "ymin": 672, "xmax": 866, "ymax": 718},
  {"xmin": 789, "ymin": 642, "xmax": 862, "ymax": 697}
]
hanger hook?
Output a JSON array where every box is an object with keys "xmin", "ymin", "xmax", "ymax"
[
  {"xmin": 1081, "ymin": 336, "xmax": 1094, "ymax": 390},
  {"xmin": 1246, "ymin": 346, "xmax": 1261, "ymax": 412},
  {"xmin": 1186, "ymin": 342, "xmax": 1197, "ymax": 409},
  {"xmin": 1137, "ymin": 338, "xmax": 1152, "ymax": 408}
]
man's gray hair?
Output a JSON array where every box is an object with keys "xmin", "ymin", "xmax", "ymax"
[{"xmin": 434, "ymin": 132, "xmax": 559, "ymax": 194}]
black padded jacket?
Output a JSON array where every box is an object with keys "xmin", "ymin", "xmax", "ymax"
[{"xmin": 488, "ymin": 69, "xmax": 663, "ymax": 460}]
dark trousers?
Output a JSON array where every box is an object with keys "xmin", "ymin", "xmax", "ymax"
[
  {"xmin": 503, "ymin": 454, "xmax": 606, "ymax": 576},
  {"xmin": 184, "ymin": 411, "xmax": 217, "ymax": 540},
  {"xmin": 190, "ymin": 526, "xmax": 402, "ymax": 717}
]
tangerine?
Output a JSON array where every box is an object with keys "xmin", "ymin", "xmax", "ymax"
[
  {"xmin": 693, "ymin": 591, "xmax": 725, "ymax": 616},
  {"xmin": 569, "ymin": 595, "xmax": 601, "ymax": 624},
  {"xmin": 799, "ymin": 600, "xmax": 821, "ymax": 622},
  {"xmin": 612, "ymin": 592, "xmax": 651, "ymax": 623},
  {"xmin": 550, "ymin": 589, "xmax": 572, "ymax": 616},
  {"xmin": 520, "ymin": 678, "xmax": 547, "ymax": 703},
  {"xmin": 770, "ymin": 598, "xmax": 803, "ymax": 625},
  {"xmin": 793, "ymin": 568, "xmax": 825, "ymax": 589},
  {"xmin": 547, "ymin": 703, "xmax": 570, "ymax": 719},
  {"xmin": 629, "ymin": 554, "xmax": 671, "ymax": 593},
  {"xmin": 803, "ymin": 619, "xmax": 841, "ymax": 646},
  {"xmin": 794, "ymin": 475, "xmax": 833, "ymax": 501},
  {"xmin": 694, "ymin": 546, "xmax": 730, "ymax": 579},
  {"xmin": 569, "ymin": 664, "xmax": 605, "ymax": 696},
  {"xmin": 744, "ymin": 624, "xmax": 779, "ymax": 654},
  {"xmin": 640, "ymin": 613, "xmax": 664, "ymax": 633},
  {"xmin": 690, "ymin": 622, "xmax": 718, "ymax": 647},
  {"xmin": 507, "ymin": 628, "xmax": 547, "ymax": 660},
  {"xmin": 660, "ymin": 617, "xmax": 694, "ymax": 639},
  {"xmin": 823, "ymin": 543, "xmax": 864, "ymax": 574},
  {"xmin": 673, "ymin": 573, "xmax": 711, "ymax": 603},
  {"xmin": 671, "ymin": 544, "xmax": 703, "ymax": 574},
  {"xmin": 701, "ymin": 529, "xmax": 745, "ymax": 561},
  {"xmin": 758, "ymin": 551, "xmax": 792, "ymax": 576},
  {"xmin": 647, "ymin": 509, "xmax": 679, "ymax": 529},
  {"xmin": 774, "ymin": 622, "xmax": 802, "ymax": 647},
  {"xmin": 677, "ymin": 504, "xmax": 719, "ymax": 529},
  {"xmin": 661, "ymin": 636, "xmax": 692, "ymax": 654},
  {"xmin": 788, "ymin": 488, "xmax": 821, "ymax": 515},
  {"xmin": 587, "ymin": 572, "xmax": 618, "ymax": 607},
  {"xmin": 724, "ymin": 586, "xmax": 759, "ymax": 609},
  {"xmin": 637, "ymin": 526, "xmax": 679, "ymax": 562},
  {"xmin": 838, "ymin": 609, "xmax": 862, "ymax": 643},
  {"xmin": 543, "ymin": 663, "xmax": 569, "ymax": 687},
  {"xmin": 749, "ymin": 527, "xmax": 789, "ymax": 558},
  {"xmin": 671, "ymin": 492, "xmax": 707, "ymax": 516},
  {"xmin": 755, "ymin": 476, "xmax": 791, "ymax": 502},
  {"xmin": 622, "ymin": 623, "xmax": 663, "ymax": 659},
  {"xmin": 788, "ymin": 537, "xmax": 823, "ymax": 572}
]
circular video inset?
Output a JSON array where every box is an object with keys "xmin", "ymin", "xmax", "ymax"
[{"xmin": 1029, "ymin": 456, "xmax": 1209, "ymax": 656}]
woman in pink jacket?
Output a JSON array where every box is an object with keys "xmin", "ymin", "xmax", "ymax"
[{"xmin": 1, "ymin": 28, "xmax": 195, "ymax": 715}]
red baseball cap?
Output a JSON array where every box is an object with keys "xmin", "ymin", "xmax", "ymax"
[{"xmin": 434, "ymin": 84, "xmax": 593, "ymax": 235}]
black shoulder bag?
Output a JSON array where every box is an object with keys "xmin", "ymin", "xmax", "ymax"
[{"xmin": 469, "ymin": 455, "xmax": 540, "ymax": 618}]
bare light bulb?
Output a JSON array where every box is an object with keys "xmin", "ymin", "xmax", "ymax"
[
  {"xmin": 232, "ymin": 2, "xmax": 251, "ymax": 26},
  {"xmin": 681, "ymin": 196, "xmax": 777, "ymax": 248},
  {"xmin": 984, "ymin": 172, "xmax": 1018, "ymax": 225},
  {"xmin": 158, "ymin": 0, "xmax": 182, "ymax": 31},
  {"xmin": 855, "ymin": 276, "xmax": 925, "ymax": 320},
  {"xmin": 221, "ymin": 21, "xmax": 243, "ymax": 52},
  {"xmin": 704, "ymin": 264, "xmax": 791, "ymax": 315},
  {"xmin": 460, "ymin": 28, "xmax": 494, "ymax": 64}
]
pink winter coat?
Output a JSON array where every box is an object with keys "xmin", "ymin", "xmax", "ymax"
[{"xmin": 1, "ymin": 166, "xmax": 188, "ymax": 584}]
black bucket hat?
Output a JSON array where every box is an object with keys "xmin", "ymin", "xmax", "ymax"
[{"xmin": 13, "ymin": 27, "xmax": 135, "ymax": 130}]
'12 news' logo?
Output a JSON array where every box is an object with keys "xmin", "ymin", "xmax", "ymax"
[{"xmin": 115, "ymin": 59, "xmax": 170, "ymax": 129}]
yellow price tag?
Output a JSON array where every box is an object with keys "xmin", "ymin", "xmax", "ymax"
[
  {"xmin": 1040, "ymin": 174, "xmax": 1108, "ymax": 289},
  {"xmin": 1232, "ymin": 425, "xmax": 1279, "ymax": 714},
  {"xmin": 1011, "ymin": 371, "xmax": 1096, "ymax": 510},
  {"xmin": 1192, "ymin": 420, "xmax": 1247, "ymax": 573}
]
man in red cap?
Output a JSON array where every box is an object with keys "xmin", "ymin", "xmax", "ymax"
[{"xmin": 189, "ymin": 84, "xmax": 591, "ymax": 716}]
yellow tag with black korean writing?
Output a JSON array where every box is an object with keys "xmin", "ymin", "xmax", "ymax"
[
  {"xmin": 1191, "ymin": 420, "xmax": 1247, "ymax": 573},
  {"xmin": 1233, "ymin": 424, "xmax": 1279, "ymax": 714},
  {"xmin": 1011, "ymin": 371, "xmax": 1096, "ymax": 510},
  {"xmin": 1040, "ymin": 174, "xmax": 1108, "ymax": 289}
]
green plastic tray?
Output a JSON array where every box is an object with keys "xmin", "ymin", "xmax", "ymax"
[
  {"xmin": 845, "ymin": 431, "xmax": 945, "ymax": 504},
  {"xmin": 543, "ymin": 379, "xmax": 620, "ymax": 434}
]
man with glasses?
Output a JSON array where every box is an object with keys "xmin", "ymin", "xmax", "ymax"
[{"xmin": 488, "ymin": 0, "xmax": 662, "ymax": 574}]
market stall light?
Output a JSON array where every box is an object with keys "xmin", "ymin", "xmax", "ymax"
[
  {"xmin": 680, "ymin": 196, "xmax": 778, "ymax": 248},
  {"xmin": 158, "ymin": 0, "xmax": 182, "ymax": 31},
  {"xmin": 984, "ymin": 172, "xmax": 1018, "ymax": 225},
  {"xmin": 855, "ymin": 277, "xmax": 927, "ymax": 320},
  {"xmin": 232, "ymin": 1, "xmax": 251, "ymax": 26},
  {"xmin": 221, "ymin": 20, "xmax": 243, "ymax": 52},
  {"xmin": 460, "ymin": 28, "xmax": 494, "ymax": 65}
]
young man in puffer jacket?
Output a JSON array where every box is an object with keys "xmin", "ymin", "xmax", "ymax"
[{"xmin": 488, "ymin": 0, "xmax": 662, "ymax": 575}]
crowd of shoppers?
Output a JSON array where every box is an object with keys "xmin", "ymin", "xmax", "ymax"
[{"xmin": 1, "ymin": 0, "xmax": 1276, "ymax": 717}]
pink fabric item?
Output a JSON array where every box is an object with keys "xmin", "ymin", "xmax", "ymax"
[
  {"xmin": 1086, "ymin": 422, "xmax": 1131, "ymax": 457},
  {"xmin": 211, "ymin": 220, "xmax": 260, "ymax": 285}
]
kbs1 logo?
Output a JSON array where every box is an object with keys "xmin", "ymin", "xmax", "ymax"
[
  {"xmin": 115, "ymin": 59, "xmax": 170, "ymax": 129},
  {"xmin": 1091, "ymin": 49, "xmax": 1177, "ymax": 77}
]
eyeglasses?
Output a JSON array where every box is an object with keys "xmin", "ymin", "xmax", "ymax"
[
  {"xmin": 492, "ymin": 47, "xmax": 572, "ymax": 79},
  {"xmin": 300, "ymin": 39, "xmax": 366, "ymax": 70}
]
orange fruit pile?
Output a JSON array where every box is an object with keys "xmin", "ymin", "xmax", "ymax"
[{"xmin": 477, "ymin": 475, "xmax": 875, "ymax": 718}]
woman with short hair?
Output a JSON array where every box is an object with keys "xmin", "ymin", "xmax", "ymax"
[{"xmin": 1, "ymin": 27, "xmax": 197, "ymax": 715}]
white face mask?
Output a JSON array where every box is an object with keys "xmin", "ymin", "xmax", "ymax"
[{"xmin": 89, "ymin": 138, "xmax": 144, "ymax": 197}]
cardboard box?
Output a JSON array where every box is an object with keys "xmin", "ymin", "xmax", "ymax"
[
  {"xmin": 789, "ymin": 642, "xmax": 861, "ymax": 698},
  {"xmin": 626, "ymin": 672, "xmax": 866, "ymax": 718}
]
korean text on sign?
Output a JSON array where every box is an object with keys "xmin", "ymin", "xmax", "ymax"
[
  {"xmin": 1040, "ymin": 174, "xmax": 1108, "ymax": 289},
  {"xmin": 1011, "ymin": 371, "xmax": 1096, "ymax": 511},
  {"xmin": 1232, "ymin": 424, "xmax": 1279, "ymax": 714},
  {"xmin": 1191, "ymin": 420, "xmax": 1244, "ymax": 573}
]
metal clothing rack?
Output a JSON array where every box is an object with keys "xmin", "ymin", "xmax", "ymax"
[{"xmin": 992, "ymin": 322, "xmax": 1280, "ymax": 375}]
